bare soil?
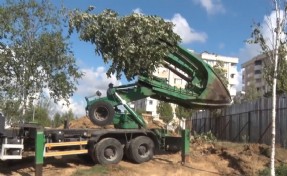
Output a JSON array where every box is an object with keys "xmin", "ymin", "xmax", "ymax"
[{"xmin": 1, "ymin": 116, "xmax": 287, "ymax": 176}]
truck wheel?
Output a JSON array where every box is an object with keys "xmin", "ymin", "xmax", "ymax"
[
  {"xmin": 92, "ymin": 138, "xmax": 123, "ymax": 165},
  {"xmin": 88, "ymin": 101, "xmax": 115, "ymax": 126},
  {"xmin": 128, "ymin": 136, "xmax": 154, "ymax": 164}
]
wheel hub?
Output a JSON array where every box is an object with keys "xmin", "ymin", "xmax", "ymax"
[
  {"xmin": 104, "ymin": 147, "xmax": 116, "ymax": 160},
  {"xmin": 95, "ymin": 107, "xmax": 108, "ymax": 121},
  {"xmin": 138, "ymin": 145, "xmax": 147, "ymax": 156}
]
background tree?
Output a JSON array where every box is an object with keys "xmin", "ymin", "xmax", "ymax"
[
  {"xmin": 24, "ymin": 106, "xmax": 51, "ymax": 127},
  {"xmin": 263, "ymin": 45, "xmax": 287, "ymax": 95},
  {"xmin": 156, "ymin": 101, "xmax": 173, "ymax": 123},
  {"xmin": 0, "ymin": 99, "xmax": 22, "ymax": 123},
  {"xmin": 0, "ymin": 0, "xmax": 83, "ymax": 120},
  {"xmin": 248, "ymin": 0, "xmax": 286, "ymax": 175},
  {"xmin": 61, "ymin": 109, "xmax": 75, "ymax": 123},
  {"xmin": 212, "ymin": 61, "xmax": 228, "ymax": 88},
  {"xmin": 69, "ymin": 8, "xmax": 181, "ymax": 81},
  {"xmin": 175, "ymin": 105, "xmax": 193, "ymax": 119},
  {"xmin": 244, "ymin": 81, "xmax": 261, "ymax": 101},
  {"xmin": 53, "ymin": 112, "xmax": 62, "ymax": 128}
]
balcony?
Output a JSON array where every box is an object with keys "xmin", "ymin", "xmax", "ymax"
[
  {"xmin": 254, "ymin": 65, "xmax": 262, "ymax": 70},
  {"xmin": 254, "ymin": 74, "xmax": 262, "ymax": 79}
]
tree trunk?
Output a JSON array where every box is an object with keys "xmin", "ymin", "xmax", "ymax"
[{"xmin": 270, "ymin": 1, "xmax": 281, "ymax": 175}]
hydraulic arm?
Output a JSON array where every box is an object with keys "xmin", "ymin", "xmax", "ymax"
[{"xmin": 86, "ymin": 45, "xmax": 232, "ymax": 129}]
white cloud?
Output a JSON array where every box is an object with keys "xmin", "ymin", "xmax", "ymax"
[
  {"xmin": 131, "ymin": 9, "xmax": 207, "ymax": 44},
  {"xmin": 236, "ymin": 10, "xmax": 287, "ymax": 92},
  {"xmin": 169, "ymin": 13, "xmax": 207, "ymax": 44},
  {"xmin": 47, "ymin": 67, "xmax": 122, "ymax": 118},
  {"xmin": 51, "ymin": 98, "xmax": 86, "ymax": 118},
  {"xmin": 193, "ymin": 0, "xmax": 225, "ymax": 15},
  {"xmin": 235, "ymin": 69, "xmax": 243, "ymax": 92},
  {"xmin": 77, "ymin": 67, "xmax": 121, "ymax": 97},
  {"xmin": 133, "ymin": 8, "xmax": 143, "ymax": 14},
  {"xmin": 238, "ymin": 10, "xmax": 285, "ymax": 65}
]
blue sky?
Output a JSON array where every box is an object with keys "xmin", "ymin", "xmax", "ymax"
[{"xmin": 3, "ymin": 0, "xmax": 278, "ymax": 117}]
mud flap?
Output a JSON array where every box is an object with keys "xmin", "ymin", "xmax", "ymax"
[{"xmin": 164, "ymin": 136, "xmax": 182, "ymax": 153}]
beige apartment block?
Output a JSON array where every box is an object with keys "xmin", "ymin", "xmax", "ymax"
[{"xmin": 241, "ymin": 53, "xmax": 269, "ymax": 95}]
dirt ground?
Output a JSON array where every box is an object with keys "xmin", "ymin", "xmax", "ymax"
[{"xmin": 1, "ymin": 116, "xmax": 287, "ymax": 176}]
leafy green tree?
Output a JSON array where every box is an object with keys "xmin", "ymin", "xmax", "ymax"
[
  {"xmin": 0, "ymin": 0, "xmax": 83, "ymax": 120},
  {"xmin": 53, "ymin": 112, "xmax": 62, "ymax": 128},
  {"xmin": 175, "ymin": 105, "xmax": 193, "ymax": 119},
  {"xmin": 263, "ymin": 45, "xmax": 287, "ymax": 94},
  {"xmin": 61, "ymin": 109, "xmax": 75, "ymax": 122},
  {"xmin": 69, "ymin": 8, "xmax": 181, "ymax": 80},
  {"xmin": 0, "ymin": 99, "xmax": 22, "ymax": 123},
  {"xmin": 247, "ymin": 1, "xmax": 286, "ymax": 175},
  {"xmin": 212, "ymin": 61, "xmax": 228, "ymax": 88},
  {"xmin": 24, "ymin": 106, "xmax": 51, "ymax": 127},
  {"xmin": 244, "ymin": 81, "xmax": 261, "ymax": 101},
  {"xmin": 156, "ymin": 101, "xmax": 173, "ymax": 123}
]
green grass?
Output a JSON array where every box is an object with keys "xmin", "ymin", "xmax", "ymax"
[
  {"xmin": 72, "ymin": 165, "xmax": 124, "ymax": 176},
  {"xmin": 258, "ymin": 164, "xmax": 287, "ymax": 176}
]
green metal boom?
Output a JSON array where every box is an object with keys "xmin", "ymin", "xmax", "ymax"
[{"xmin": 86, "ymin": 45, "xmax": 232, "ymax": 129}]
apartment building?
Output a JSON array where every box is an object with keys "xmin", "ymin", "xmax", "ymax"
[
  {"xmin": 197, "ymin": 51, "xmax": 239, "ymax": 98},
  {"xmin": 134, "ymin": 50, "xmax": 239, "ymax": 117},
  {"xmin": 241, "ymin": 53, "xmax": 269, "ymax": 95},
  {"xmin": 133, "ymin": 66, "xmax": 186, "ymax": 117}
]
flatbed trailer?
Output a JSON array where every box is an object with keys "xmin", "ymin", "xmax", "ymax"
[{"xmin": 0, "ymin": 120, "xmax": 182, "ymax": 165}]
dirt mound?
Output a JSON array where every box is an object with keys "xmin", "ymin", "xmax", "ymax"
[
  {"xmin": 141, "ymin": 113, "xmax": 166, "ymax": 129},
  {"xmin": 58, "ymin": 116, "xmax": 113, "ymax": 129},
  {"xmin": 61, "ymin": 114, "xmax": 167, "ymax": 130},
  {"xmin": 190, "ymin": 141, "xmax": 276, "ymax": 175}
]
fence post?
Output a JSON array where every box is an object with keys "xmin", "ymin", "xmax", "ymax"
[
  {"xmin": 248, "ymin": 111, "xmax": 251, "ymax": 142},
  {"xmin": 181, "ymin": 129, "xmax": 190, "ymax": 164},
  {"xmin": 35, "ymin": 129, "xmax": 44, "ymax": 176}
]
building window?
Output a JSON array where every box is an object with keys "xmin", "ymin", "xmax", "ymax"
[
  {"xmin": 254, "ymin": 70, "xmax": 261, "ymax": 74},
  {"xmin": 174, "ymin": 78, "xmax": 182, "ymax": 85},
  {"xmin": 149, "ymin": 100, "xmax": 153, "ymax": 105},
  {"xmin": 230, "ymin": 74, "xmax": 235, "ymax": 78},
  {"xmin": 254, "ymin": 60, "xmax": 262, "ymax": 65}
]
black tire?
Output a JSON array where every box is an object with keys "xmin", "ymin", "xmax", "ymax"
[
  {"xmin": 91, "ymin": 138, "xmax": 123, "ymax": 165},
  {"xmin": 128, "ymin": 136, "xmax": 154, "ymax": 164},
  {"xmin": 88, "ymin": 101, "xmax": 115, "ymax": 126}
]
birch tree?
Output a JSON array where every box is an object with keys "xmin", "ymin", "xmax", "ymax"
[
  {"xmin": 248, "ymin": 0, "xmax": 287, "ymax": 175},
  {"xmin": 0, "ymin": 0, "xmax": 83, "ymax": 120}
]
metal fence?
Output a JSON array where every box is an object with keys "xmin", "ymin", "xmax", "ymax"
[{"xmin": 189, "ymin": 96, "xmax": 287, "ymax": 147}]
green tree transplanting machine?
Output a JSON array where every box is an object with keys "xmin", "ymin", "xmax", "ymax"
[{"xmin": 0, "ymin": 45, "xmax": 231, "ymax": 166}]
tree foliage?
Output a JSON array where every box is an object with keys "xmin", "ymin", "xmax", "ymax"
[
  {"xmin": 247, "ymin": 1, "xmax": 286, "ymax": 175},
  {"xmin": 212, "ymin": 61, "xmax": 228, "ymax": 88},
  {"xmin": 52, "ymin": 110, "xmax": 75, "ymax": 128},
  {"xmin": 69, "ymin": 8, "xmax": 181, "ymax": 80},
  {"xmin": 24, "ymin": 106, "xmax": 51, "ymax": 127},
  {"xmin": 0, "ymin": 0, "xmax": 83, "ymax": 118},
  {"xmin": 175, "ymin": 105, "xmax": 193, "ymax": 119},
  {"xmin": 53, "ymin": 112, "xmax": 62, "ymax": 128},
  {"xmin": 263, "ymin": 46, "xmax": 287, "ymax": 93},
  {"xmin": 0, "ymin": 98, "xmax": 22, "ymax": 123},
  {"xmin": 156, "ymin": 101, "xmax": 173, "ymax": 123},
  {"xmin": 244, "ymin": 81, "xmax": 261, "ymax": 101}
]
